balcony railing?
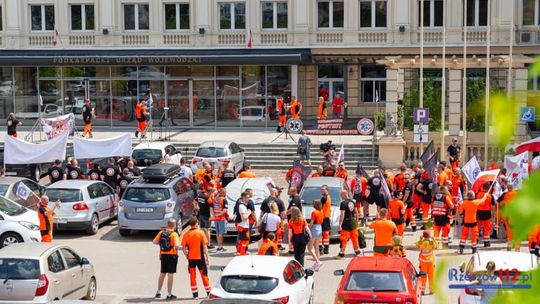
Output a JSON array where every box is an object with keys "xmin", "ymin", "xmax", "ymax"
[
  {"xmin": 28, "ymin": 35, "xmax": 53, "ymax": 47},
  {"xmin": 358, "ymin": 31, "xmax": 387, "ymax": 44},
  {"xmin": 260, "ymin": 32, "xmax": 288, "ymax": 45},
  {"xmin": 217, "ymin": 33, "xmax": 245, "ymax": 45},
  {"xmin": 316, "ymin": 32, "xmax": 343, "ymax": 44},
  {"xmin": 122, "ymin": 34, "xmax": 149, "ymax": 45},
  {"xmin": 68, "ymin": 35, "xmax": 96, "ymax": 46},
  {"xmin": 462, "ymin": 29, "xmax": 487, "ymax": 43},
  {"xmin": 163, "ymin": 34, "xmax": 190, "ymax": 45},
  {"xmin": 416, "ymin": 30, "xmax": 443, "ymax": 44}
]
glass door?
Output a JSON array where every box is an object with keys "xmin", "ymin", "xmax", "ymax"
[
  {"xmin": 166, "ymin": 79, "xmax": 190, "ymax": 127},
  {"xmin": 192, "ymin": 80, "xmax": 215, "ymax": 127}
]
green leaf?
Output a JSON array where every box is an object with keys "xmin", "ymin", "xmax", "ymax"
[
  {"xmin": 490, "ymin": 92, "xmax": 517, "ymax": 149},
  {"xmin": 528, "ymin": 56, "xmax": 540, "ymax": 79}
]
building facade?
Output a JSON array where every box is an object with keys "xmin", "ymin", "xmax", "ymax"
[{"xmin": 0, "ymin": 0, "xmax": 538, "ymax": 132}]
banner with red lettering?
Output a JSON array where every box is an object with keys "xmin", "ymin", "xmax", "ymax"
[{"xmin": 42, "ymin": 113, "xmax": 75, "ymax": 140}]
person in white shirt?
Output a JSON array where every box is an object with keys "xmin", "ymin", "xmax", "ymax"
[
  {"xmin": 236, "ymin": 192, "xmax": 251, "ymax": 255},
  {"xmin": 179, "ymin": 158, "xmax": 193, "ymax": 181},
  {"xmin": 261, "ymin": 203, "xmax": 282, "ymax": 240}
]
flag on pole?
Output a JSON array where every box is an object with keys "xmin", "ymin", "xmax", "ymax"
[
  {"xmin": 337, "ymin": 143, "xmax": 345, "ymax": 164},
  {"xmin": 457, "ymin": 187, "xmax": 463, "ymax": 204},
  {"xmin": 16, "ymin": 182, "xmax": 33, "ymax": 200},
  {"xmin": 420, "ymin": 140, "xmax": 436, "ymax": 166},
  {"xmin": 53, "ymin": 28, "xmax": 60, "ymax": 47},
  {"xmin": 38, "ymin": 94, "xmax": 43, "ymax": 107},
  {"xmin": 424, "ymin": 152, "xmax": 439, "ymax": 180},
  {"xmin": 246, "ymin": 28, "xmax": 253, "ymax": 48},
  {"xmin": 355, "ymin": 162, "xmax": 370, "ymax": 179},
  {"xmin": 504, "ymin": 151, "xmax": 529, "ymax": 189},
  {"xmin": 461, "ymin": 156, "xmax": 481, "ymax": 185},
  {"xmin": 471, "ymin": 169, "xmax": 500, "ymax": 192},
  {"xmin": 379, "ymin": 168, "xmax": 392, "ymax": 207}
]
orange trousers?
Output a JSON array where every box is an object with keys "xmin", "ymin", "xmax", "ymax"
[
  {"xmin": 406, "ymin": 208, "xmax": 416, "ymax": 228},
  {"xmin": 450, "ymin": 159, "xmax": 460, "ymax": 171},
  {"xmin": 434, "ymin": 224, "xmax": 450, "ymax": 245},
  {"xmin": 83, "ymin": 123, "xmax": 93, "ymax": 137},
  {"xmin": 503, "ymin": 219, "xmax": 520, "ymax": 250},
  {"xmin": 394, "ymin": 222, "xmax": 405, "ymax": 236},
  {"xmin": 236, "ymin": 225, "xmax": 250, "ymax": 255},
  {"xmin": 276, "ymin": 222, "xmax": 284, "ymax": 245},
  {"xmin": 339, "ymin": 229, "xmax": 359, "ymax": 254},
  {"xmin": 421, "ymin": 203, "xmax": 431, "ymax": 220},
  {"xmin": 419, "ymin": 261, "xmax": 435, "ymax": 292},
  {"xmin": 41, "ymin": 233, "xmax": 52, "ymax": 243},
  {"xmin": 137, "ymin": 121, "xmax": 147, "ymax": 133},
  {"xmin": 477, "ymin": 219, "xmax": 491, "ymax": 241},
  {"xmin": 460, "ymin": 224, "xmax": 478, "ymax": 248},
  {"xmin": 279, "ymin": 115, "xmax": 286, "ymax": 126},
  {"xmin": 188, "ymin": 261, "xmax": 210, "ymax": 297}
]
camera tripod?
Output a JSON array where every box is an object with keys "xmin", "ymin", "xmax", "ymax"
[{"xmin": 157, "ymin": 107, "xmax": 172, "ymax": 141}]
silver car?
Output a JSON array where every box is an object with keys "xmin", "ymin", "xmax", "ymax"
[
  {"xmin": 192, "ymin": 141, "xmax": 245, "ymax": 173},
  {"xmin": 44, "ymin": 180, "xmax": 118, "ymax": 235},
  {"xmin": 0, "ymin": 243, "xmax": 97, "ymax": 303},
  {"xmin": 0, "ymin": 177, "xmax": 43, "ymax": 209},
  {"xmin": 299, "ymin": 177, "xmax": 349, "ymax": 239}
]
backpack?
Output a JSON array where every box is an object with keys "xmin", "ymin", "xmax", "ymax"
[{"xmin": 160, "ymin": 231, "xmax": 173, "ymax": 252}]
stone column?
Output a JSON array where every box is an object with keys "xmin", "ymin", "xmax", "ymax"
[
  {"xmin": 385, "ymin": 68, "xmax": 399, "ymax": 118},
  {"xmin": 514, "ymin": 68, "xmax": 529, "ymax": 142},
  {"xmin": 194, "ymin": 0, "xmax": 211, "ymax": 47},
  {"xmin": 448, "ymin": 69, "xmax": 462, "ymax": 136},
  {"xmin": 291, "ymin": 65, "xmax": 298, "ymax": 98},
  {"xmin": 346, "ymin": 65, "xmax": 359, "ymax": 117},
  {"xmin": 5, "ymin": 0, "xmax": 22, "ymax": 49}
]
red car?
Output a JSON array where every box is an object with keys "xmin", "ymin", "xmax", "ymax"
[{"xmin": 334, "ymin": 256, "xmax": 425, "ymax": 304}]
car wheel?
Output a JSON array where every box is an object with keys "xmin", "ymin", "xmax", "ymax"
[
  {"xmin": 85, "ymin": 277, "xmax": 97, "ymax": 300},
  {"xmin": 0, "ymin": 232, "xmax": 23, "ymax": 248},
  {"xmin": 86, "ymin": 213, "xmax": 99, "ymax": 235},
  {"xmin": 119, "ymin": 229, "xmax": 131, "ymax": 237}
]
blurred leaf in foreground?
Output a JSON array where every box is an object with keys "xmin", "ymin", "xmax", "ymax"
[
  {"xmin": 489, "ymin": 92, "xmax": 517, "ymax": 150},
  {"xmin": 434, "ymin": 258, "xmax": 448, "ymax": 304}
]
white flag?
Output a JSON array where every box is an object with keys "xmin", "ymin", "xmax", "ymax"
[
  {"xmin": 462, "ymin": 156, "xmax": 481, "ymax": 184},
  {"xmin": 337, "ymin": 143, "xmax": 345, "ymax": 164},
  {"xmin": 457, "ymin": 187, "xmax": 463, "ymax": 204},
  {"xmin": 532, "ymin": 156, "xmax": 540, "ymax": 172},
  {"xmin": 16, "ymin": 182, "xmax": 32, "ymax": 200},
  {"xmin": 504, "ymin": 152, "xmax": 529, "ymax": 189}
]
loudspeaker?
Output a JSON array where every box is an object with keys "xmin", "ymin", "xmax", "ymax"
[
  {"xmin": 399, "ymin": 26, "xmax": 406, "ymax": 33},
  {"xmin": 199, "ymin": 28, "xmax": 206, "ymax": 35}
]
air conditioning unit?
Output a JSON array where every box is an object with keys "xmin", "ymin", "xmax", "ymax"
[{"xmin": 519, "ymin": 31, "xmax": 535, "ymax": 43}]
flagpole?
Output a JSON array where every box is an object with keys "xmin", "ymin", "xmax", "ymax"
[
  {"xmin": 441, "ymin": 0, "xmax": 447, "ymax": 161},
  {"xmin": 507, "ymin": 0, "xmax": 515, "ymax": 96},
  {"xmin": 462, "ymin": 0, "xmax": 468, "ymax": 161},
  {"xmin": 420, "ymin": 0, "xmax": 425, "ymax": 153},
  {"xmin": 484, "ymin": 0, "xmax": 492, "ymax": 170}
]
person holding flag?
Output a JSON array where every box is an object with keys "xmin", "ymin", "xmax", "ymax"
[
  {"xmin": 458, "ymin": 190, "xmax": 490, "ymax": 254},
  {"xmin": 350, "ymin": 163, "xmax": 368, "ymax": 220},
  {"xmin": 276, "ymin": 96, "xmax": 287, "ymax": 132},
  {"xmin": 499, "ymin": 183, "xmax": 519, "ymax": 251},
  {"xmin": 82, "ymin": 99, "xmax": 94, "ymax": 138},
  {"xmin": 402, "ymin": 173, "xmax": 417, "ymax": 232},
  {"xmin": 476, "ymin": 183, "xmax": 494, "ymax": 248},
  {"xmin": 37, "ymin": 196, "xmax": 61, "ymax": 243}
]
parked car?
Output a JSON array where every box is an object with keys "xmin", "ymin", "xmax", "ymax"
[
  {"xmin": 0, "ymin": 243, "xmax": 97, "ymax": 303},
  {"xmin": 44, "ymin": 180, "xmax": 118, "ymax": 235},
  {"xmin": 239, "ymin": 106, "xmax": 267, "ymax": 122},
  {"xmin": 201, "ymin": 300, "xmax": 276, "ymax": 304},
  {"xmin": 132, "ymin": 142, "xmax": 182, "ymax": 169},
  {"xmin": 209, "ymin": 255, "xmax": 314, "ymax": 304},
  {"xmin": 118, "ymin": 164, "xmax": 196, "ymax": 236},
  {"xmin": 334, "ymin": 256, "xmax": 424, "ymax": 304},
  {"xmin": 0, "ymin": 150, "xmax": 52, "ymax": 182},
  {"xmin": 16, "ymin": 103, "xmax": 63, "ymax": 119},
  {"xmin": 299, "ymin": 177, "xmax": 348, "ymax": 239},
  {"xmin": 0, "ymin": 177, "xmax": 43, "ymax": 209},
  {"xmin": 0, "ymin": 196, "xmax": 41, "ymax": 248},
  {"xmin": 192, "ymin": 141, "xmax": 245, "ymax": 174},
  {"xmin": 457, "ymin": 251, "xmax": 538, "ymax": 304}
]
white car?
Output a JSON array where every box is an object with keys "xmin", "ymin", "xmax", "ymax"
[
  {"xmin": 209, "ymin": 255, "xmax": 314, "ymax": 304},
  {"xmin": 192, "ymin": 141, "xmax": 245, "ymax": 173},
  {"xmin": 132, "ymin": 142, "xmax": 182, "ymax": 169},
  {"xmin": 0, "ymin": 196, "xmax": 41, "ymax": 248},
  {"xmin": 240, "ymin": 106, "xmax": 267, "ymax": 122},
  {"xmin": 457, "ymin": 251, "xmax": 538, "ymax": 304}
]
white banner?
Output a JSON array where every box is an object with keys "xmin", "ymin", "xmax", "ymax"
[
  {"xmin": 4, "ymin": 132, "xmax": 68, "ymax": 165},
  {"xmin": 462, "ymin": 156, "xmax": 481, "ymax": 185},
  {"xmin": 504, "ymin": 152, "xmax": 529, "ymax": 189},
  {"xmin": 532, "ymin": 156, "xmax": 540, "ymax": 172},
  {"xmin": 73, "ymin": 134, "xmax": 132, "ymax": 159},
  {"xmin": 42, "ymin": 113, "xmax": 75, "ymax": 140}
]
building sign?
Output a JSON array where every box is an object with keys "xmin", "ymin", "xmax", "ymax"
[
  {"xmin": 520, "ymin": 106, "xmax": 536, "ymax": 122},
  {"xmin": 52, "ymin": 56, "xmax": 203, "ymax": 65},
  {"xmin": 305, "ymin": 118, "xmax": 374, "ymax": 135},
  {"xmin": 413, "ymin": 108, "xmax": 429, "ymax": 123}
]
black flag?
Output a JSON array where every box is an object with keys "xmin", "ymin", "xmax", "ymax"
[{"xmin": 420, "ymin": 140, "xmax": 436, "ymax": 165}]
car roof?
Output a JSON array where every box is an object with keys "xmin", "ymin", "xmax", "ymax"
[
  {"xmin": 222, "ymin": 256, "xmax": 293, "ymax": 277},
  {"xmin": 47, "ymin": 180, "xmax": 101, "ymax": 189},
  {"xmin": 133, "ymin": 142, "xmax": 173, "ymax": 150},
  {"xmin": 302, "ymin": 177, "xmax": 343, "ymax": 188},
  {"xmin": 471, "ymin": 252, "xmax": 538, "ymax": 272},
  {"xmin": 197, "ymin": 141, "xmax": 233, "ymax": 149},
  {"xmin": 0, "ymin": 243, "xmax": 59, "ymax": 259},
  {"xmin": 346, "ymin": 256, "xmax": 410, "ymax": 272},
  {"xmin": 129, "ymin": 176, "xmax": 183, "ymax": 188},
  {"xmin": 0, "ymin": 177, "xmax": 30, "ymax": 184}
]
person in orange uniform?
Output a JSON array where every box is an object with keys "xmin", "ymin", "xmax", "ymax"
[
  {"xmin": 335, "ymin": 162, "xmax": 349, "ymax": 183},
  {"xmin": 317, "ymin": 97, "xmax": 328, "ymax": 120},
  {"xmin": 416, "ymin": 173, "xmax": 433, "ymax": 221},
  {"xmin": 437, "ymin": 164, "xmax": 448, "ymax": 187},
  {"xmin": 388, "ymin": 236, "xmax": 406, "ymax": 257},
  {"xmin": 37, "ymin": 196, "xmax": 60, "ymax": 242},
  {"xmin": 432, "ymin": 186, "xmax": 454, "ymax": 248},
  {"xmin": 236, "ymin": 192, "xmax": 252, "ymax": 255},
  {"xmin": 237, "ymin": 164, "xmax": 257, "ymax": 178},
  {"xmin": 311, "ymin": 166, "xmax": 323, "ymax": 178},
  {"xmin": 416, "ymin": 230, "xmax": 437, "ymax": 295},
  {"xmin": 369, "ymin": 208, "xmax": 398, "ymax": 256},
  {"xmin": 350, "ymin": 170, "xmax": 368, "ymax": 221},
  {"xmin": 382, "ymin": 168, "xmax": 395, "ymax": 192},
  {"xmin": 394, "ymin": 164, "xmax": 408, "ymax": 191},
  {"xmin": 500, "ymin": 183, "xmax": 518, "ymax": 251},
  {"xmin": 135, "ymin": 99, "xmax": 148, "ymax": 138},
  {"xmin": 152, "ymin": 219, "xmax": 180, "ymax": 300},
  {"xmin": 458, "ymin": 190, "xmax": 489, "ymax": 254},
  {"xmin": 388, "ymin": 191, "xmax": 406, "ymax": 237},
  {"xmin": 181, "ymin": 217, "xmax": 211, "ymax": 299},
  {"xmin": 320, "ymin": 185, "xmax": 332, "ymax": 254},
  {"xmin": 528, "ymin": 225, "xmax": 540, "ymax": 257},
  {"xmin": 276, "ymin": 96, "xmax": 287, "ymax": 132},
  {"xmin": 289, "ymin": 96, "xmax": 302, "ymax": 119},
  {"xmin": 336, "ymin": 191, "xmax": 361, "ymax": 258},
  {"xmin": 82, "ymin": 99, "xmax": 94, "ymax": 138},
  {"xmin": 402, "ymin": 173, "xmax": 417, "ymax": 232},
  {"xmin": 476, "ymin": 183, "xmax": 494, "ymax": 248},
  {"xmin": 258, "ymin": 232, "xmax": 279, "ymax": 256}
]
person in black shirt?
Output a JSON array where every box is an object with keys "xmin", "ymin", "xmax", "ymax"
[
  {"xmin": 66, "ymin": 159, "xmax": 84, "ymax": 180},
  {"xmin": 447, "ymin": 137, "xmax": 461, "ymax": 170},
  {"xmin": 219, "ymin": 164, "xmax": 236, "ymax": 188},
  {"xmin": 101, "ymin": 158, "xmax": 120, "ymax": 191},
  {"xmin": 127, "ymin": 160, "xmax": 141, "ymax": 177},
  {"xmin": 337, "ymin": 191, "xmax": 361, "ymax": 258},
  {"xmin": 118, "ymin": 168, "xmax": 133, "ymax": 198},
  {"xmin": 117, "ymin": 156, "xmax": 129, "ymax": 171},
  {"xmin": 87, "ymin": 163, "xmax": 101, "ymax": 181},
  {"xmin": 82, "ymin": 99, "xmax": 94, "ymax": 138},
  {"xmin": 402, "ymin": 174, "xmax": 417, "ymax": 232},
  {"xmin": 6, "ymin": 113, "xmax": 21, "ymax": 138},
  {"xmin": 48, "ymin": 160, "xmax": 65, "ymax": 184},
  {"xmin": 366, "ymin": 172, "xmax": 385, "ymax": 210},
  {"xmin": 286, "ymin": 187, "xmax": 302, "ymax": 220},
  {"xmin": 260, "ymin": 188, "xmax": 286, "ymax": 216},
  {"xmin": 196, "ymin": 187, "xmax": 215, "ymax": 249}
]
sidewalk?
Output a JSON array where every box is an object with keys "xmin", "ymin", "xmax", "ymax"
[{"xmin": 3, "ymin": 127, "xmax": 375, "ymax": 146}]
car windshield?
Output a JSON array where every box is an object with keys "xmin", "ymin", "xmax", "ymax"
[
  {"xmin": 0, "ymin": 197, "xmax": 27, "ymax": 216},
  {"xmin": 45, "ymin": 189, "xmax": 83, "ymax": 202},
  {"xmin": 300, "ymin": 186, "xmax": 341, "ymax": 206},
  {"xmin": 220, "ymin": 275, "xmax": 279, "ymax": 294},
  {"xmin": 345, "ymin": 271, "xmax": 406, "ymax": 292},
  {"xmin": 123, "ymin": 188, "xmax": 170, "ymax": 202},
  {"xmin": 132, "ymin": 149, "xmax": 162, "ymax": 161},
  {"xmin": 0, "ymin": 184, "xmax": 9, "ymax": 196},
  {"xmin": 196, "ymin": 147, "xmax": 227, "ymax": 158},
  {"xmin": 0, "ymin": 259, "xmax": 40, "ymax": 280}
]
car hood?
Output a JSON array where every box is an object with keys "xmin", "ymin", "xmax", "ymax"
[{"xmin": 2, "ymin": 208, "xmax": 39, "ymax": 225}]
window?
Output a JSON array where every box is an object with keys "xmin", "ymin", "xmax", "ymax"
[
  {"xmin": 0, "ymin": 259, "xmax": 40, "ymax": 280},
  {"xmin": 262, "ymin": 1, "xmax": 288, "ymax": 29},
  {"xmin": 345, "ymin": 271, "xmax": 406, "ymax": 291},
  {"xmin": 360, "ymin": 0, "xmax": 387, "ymax": 28},
  {"xmin": 165, "ymin": 3, "xmax": 190, "ymax": 30},
  {"xmin": 219, "ymin": 2, "xmax": 246, "ymax": 30},
  {"xmin": 523, "ymin": 0, "xmax": 540, "ymax": 26},
  {"xmin": 123, "ymin": 3, "xmax": 149, "ymax": 30},
  {"xmin": 30, "ymin": 5, "xmax": 55, "ymax": 31},
  {"xmin": 318, "ymin": 0, "xmax": 344, "ymax": 28},
  {"xmin": 464, "ymin": 0, "xmax": 488, "ymax": 27},
  {"xmin": 70, "ymin": 4, "xmax": 95, "ymax": 31},
  {"xmin": 60, "ymin": 248, "xmax": 81, "ymax": 269},
  {"xmin": 418, "ymin": 0, "xmax": 443, "ymax": 27},
  {"xmin": 47, "ymin": 251, "xmax": 66, "ymax": 273},
  {"xmin": 361, "ymin": 65, "xmax": 386, "ymax": 103}
]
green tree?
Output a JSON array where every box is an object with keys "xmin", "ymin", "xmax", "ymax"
[{"xmin": 403, "ymin": 78, "xmax": 442, "ymax": 131}]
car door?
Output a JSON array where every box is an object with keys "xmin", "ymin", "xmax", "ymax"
[
  {"xmin": 285, "ymin": 261, "xmax": 308, "ymax": 303},
  {"xmin": 166, "ymin": 145, "xmax": 181, "ymax": 164},
  {"xmin": 229, "ymin": 143, "xmax": 243, "ymax": 171},
  {"xmin": 99, "ymin": 183, "xmax": 118, "ymax": 220},
  {"xmin": 46, "ymin": 250, "xmax": 70, "ymax": 300},
  {"xmin": 86, "ymin": 183, "xmax": 107, "ymax": 221},
  {"xmin": 59, "ymin": 248, "xmax": 87, "ymax": 299}
]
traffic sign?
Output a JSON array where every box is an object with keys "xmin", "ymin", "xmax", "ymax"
[
  {"xmin": 520, "ymin": 106, "xmax": 536, "ymax": 122},
  {"xmin": 413, "ymin": 124, "xmax": 429, "ymax": 143},
  {"xmin": 413, "ymin": 108, "xmax": 429, "ymax": 123},
  {"xmin": 413, "ymin": 124, "xmax": 429, "ymax": 134}
]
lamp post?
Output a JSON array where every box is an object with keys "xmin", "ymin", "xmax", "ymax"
[
  {"xmin": 441, "ymin": 0, "xmax": 447, "ymax": 161},
  {"xmin": 420, "ymin": 0, "xmax": 425, "ymax": 153},
  {"xmin": 484, "ymin": 0, "xmax": 492, "ymax": 169},
  {"xmin": 462, "ymin": 0, "xmax": 468, "ymax": 161}
]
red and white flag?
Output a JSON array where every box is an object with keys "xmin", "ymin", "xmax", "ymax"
[
  {"xmin": 53, "ymin": 28, "xmax": 60, "ymax": 47},
  {"xmin": 471, "ymin": 169, "xmax": 500, "ymax": 192},
  {"xmin": 246, "ymin": 28, "xmax": 253, "ymax": 48}
]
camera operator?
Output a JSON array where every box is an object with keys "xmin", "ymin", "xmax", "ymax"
[{"xmin": 320, "ymin": 141, "xmax": 336, "ymax": 163}]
